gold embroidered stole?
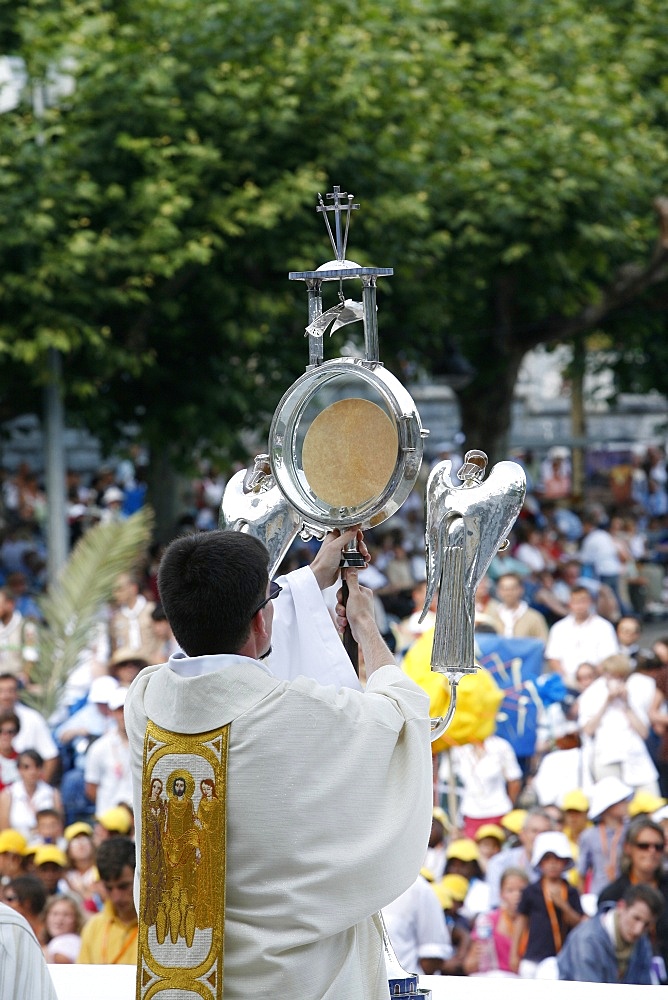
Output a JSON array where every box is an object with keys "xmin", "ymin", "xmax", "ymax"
[{"xmin": 137, "ymin": 721, "xmax": 229, "ymax": 1000}]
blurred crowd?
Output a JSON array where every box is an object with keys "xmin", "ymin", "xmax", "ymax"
[{"xmin": 0, "ymin": 441, "xmax": 666, "ymax": 980}]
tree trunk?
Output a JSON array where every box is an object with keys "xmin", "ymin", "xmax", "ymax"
[
  {"xmin": 147, "ymin": 450, "xmax": 189, "ymax": 544},
  {"xmin": 570, "ymin": 337, "xmax": 587, "ymax": 502},
  {"xmin": 456, "ymin": 347, "xmax": 525, "ymax": 465}
]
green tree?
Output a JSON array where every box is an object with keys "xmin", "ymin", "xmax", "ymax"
[{"xmin": 1, "ymin": 0, "xmax": 668, "ymax": 483}]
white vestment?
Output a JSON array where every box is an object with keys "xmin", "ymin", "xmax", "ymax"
[
  {"xmin": 126, "ymin": 653, "xmax": 432, "ymax": 1000},
  {"xmin": 267, "ymin": 565, "xmax": 362, "ymax": 689}
]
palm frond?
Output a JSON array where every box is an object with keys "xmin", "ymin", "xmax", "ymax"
[{"xmin": 24, "ymin": 507, "xmax": 155, "ymax": 719}]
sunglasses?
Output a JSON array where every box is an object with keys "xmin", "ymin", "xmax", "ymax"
[
  {"xmin": 632, "ymin": 841, "xmax": 664, "ymax": 851},
  {"xmin": 251, "ymin": 581, "xmax": 282, "ymax": 617}
]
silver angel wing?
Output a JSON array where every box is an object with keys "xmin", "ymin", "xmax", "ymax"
[
  {"xmin": 220, "ymin": 458, "xmax": 302, "ymax": 578},
  {"xmin": 421, "ymin": 453, "xmax": 526, "ymax": 676}
]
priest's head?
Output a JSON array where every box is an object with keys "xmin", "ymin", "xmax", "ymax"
[{"xmin": 158, "ymin": 531, "xmax": 275, "ymax": 660}]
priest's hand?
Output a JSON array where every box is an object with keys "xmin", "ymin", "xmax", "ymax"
[
  {"xmin": 309, "ymin": 526, "xmax": 369, "ymax": 590},
  {"xmin": 337, "ymin": 570, "xmax": 394, "ymax": 677}
]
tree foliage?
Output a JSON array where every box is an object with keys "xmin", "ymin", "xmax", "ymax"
[{"xmin": 1, "ymin": 0, "xmax": 667, "ymax": 468}]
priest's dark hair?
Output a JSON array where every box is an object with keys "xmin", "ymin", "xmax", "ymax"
[{"xmin": 158, "ymin": 530, "xmax": 269, "ymax": 656}]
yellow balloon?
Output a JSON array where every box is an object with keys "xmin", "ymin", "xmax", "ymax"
[{"xmin": 401, "ymin": 628, "xmax": 504, "ymax": 753}]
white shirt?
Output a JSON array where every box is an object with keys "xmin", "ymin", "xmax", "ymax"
[
  {"xmin": 578, "ymin": 673, "xmax": 658, "ymax": 785},
  {"xmin": 545, "ymin": 614, "xmax": 619, "ymax": 683},
  {"xmin": 446, "ymin": 736, "xmax": 522, "ymax": 819},
  {"xmin": 383, "ymin": 875, "xmax": 452, "ymax": 975},
  {"xmin": 13, "ymin": 703, "xmax": 58, "ymax": 762},
  {"xmin": 497, "ymin": 600, "xmax": 529, "ymax": 638},
  {"xmin": 580, "ymin": 529, "xmax": 623, "ymax": 577},
  {"xmin": 83, "ymin": 727, "xmax": 133, "ymax": 813}
]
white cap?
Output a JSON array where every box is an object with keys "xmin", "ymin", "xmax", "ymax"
[
  {"xmin": 88, "ymin": 676, "xmax": 119, "ymax": 706},
  {"xmin": 102, "ymin": 486, "xmax": 124, "ymax": 505},
  {"xmin": 107, "ymin": 686, "xmax": 128, "ymax": 712},
  {"xmin": 588, "ymin": 776, "xmax": 633, "ymax": 821},
  {"xmin": 531, "ymin": 831, "xmax": 574, "ymax": 871}
]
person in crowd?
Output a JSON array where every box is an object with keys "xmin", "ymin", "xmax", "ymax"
[
  {"xmin": 431, "ymin": 873, "xmax": 472, "ymax": 975},
  {"xmin": 0, "ymin": 709, "xmax": 20, "ymax": 791},
  {"xmin": 485, "ymin": 807, "xmax": 553, "ymax": 908},
  {"xmin": 500, "ymin": 809, "xmax": 527, "ymax": 844},
  {"xmin": 609, "ymin": 518, "xmax": 648, "ymax": 617},
  {"xmin": 545, "ymin": 586, "xmax": 619, "ymax": 684},
  {"xmin": 0, "ymin": 895, "xmax": 58, "ymax": 999},
  {"xmin": 92, "ymin": 805, "xmax": 133, "ymax": 847},
  {"xmin": 382, "ymin": 872, "xmax": 453, "ymax": 976},
  {"xmin": 628, "ymin": 791, "xmax": 667, "ymax": 822},
  {"xmin": 578, "ymin": 653, "xmax": 659, "ymax": 793},
  {"xmin": 77, "ymin": 836, "xmax": 137, "ymax": 966},
  {"xmin": 33, "ymin": 807, "xmax": 65, "ymax": 847},
  {"xmin": 446, "ymin": 733, "xmax": 522, "ymax": 838},
  {"xmin": 538, "ymin": 448, "xmax": 572, "ymax": 500},
  {"xmin": 99, "ymin": 485, "xmax": 126, "ymax": 523},
  {"xmin": 474, "ymin": 575, "xmax": 502, "ymax": 628},
  {"xmin": 510, "ymin": 831, "xmax": 584, "ymax": 977},
  {"xmin": 645, "ymin": 445, "xmax": 668, "ymax": 518},
  {"xmin": 83, "ymin": 687, "xmax": 132, "ymax": 817},
  {"xmin": 463, "ymin": 866, "xmax": 529, "ymax": 975},
  {"xmin": 579, "ymin": 510, "xmax": 626, "ymax": 613},
  {"xmin": 0, "ymin": 674, "xmax": 59, "ymax": 783},
  {"xmin": 578, "ymin": 776, "xmax": 633, "ymax": 896},
  {"xmin": 616, "ymin": 616, "xmax": 642, "ymax": 666},
  {"xmin": 32, "ymin": 844, "xmax": 69, "ymax": 898},
  {"xmin": 125, "ymin": 528, "xmax": 432, "ymax": 998},
  {"xmin": 552, "ymin": 559, "xmax": 620, "ymax": 625},
  {"xmin": 108, "ymin": 571, "xmax": 160, "ymax": 661},
  {"xmin": 423, "ymin": 808, "xmax": 449, "ymax": 881},
  {"xmin": 649, "ymin": 651, "xmax": 668, "ymax": 798},
  {"xmin": 56, "ymin": 674, "xmax": 119, "ymax": 826},
  {"xmin": 558, "ymin": 883, "xmax": 663, "ymax": 984},
  {"xmin": 486, "ymin": 573, "xmax": 549, "ymax": 641},
  {"xmin": 474, "ymin": 823, "xmax": 506, "ymax": 871},
  {"xmin": 392, "ymin": 581, "xmax": 438, "ymax": 657},
  {"xmin": 42, "ymin": 892, "xmax": 87, "ymax": 964},
  {"xmin": 561, "ymin": 789, "xmax": 590, "ymax": 850},
  {"xmin": 3, "ymin": 873, "xmax": 47, "ymax": 941},
  {"xmin": 514, "ymin": 525, "xmax": 556, "ymax": 575},
  {"xmin": 443, "ymin": 839, "xmax": 485, "ymax": 884},
  {"xmin": 598, "ymin": 817, "xmax": 668, "ymax": 979},
  {"xmin": 0, "ymin": 750, "xmax": 62, "ymax": 842},
  {"xmin": 55, "ymin": 674, "xmax": 117, "ymax": 750},
  {"xmin": 63, "ymin": 823, "xmax": 99, "ymax": 913},
  {"xmin": 107, "ymin": 647, "xmax": 150, "ymax": 689},
  {"xmin": 0, "ymin": 586, "xmax": 39, "ymax": 685},
  {"xmin": 0, "ymin": 829, "xmax": 27, "ymax": 886},
  {"xmin": 149, "ymin": 603, "xmax": 180, "ymax": 662}
]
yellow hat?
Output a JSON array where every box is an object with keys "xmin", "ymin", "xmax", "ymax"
[
  {"xmin": 432, "ymin": 880, "xmax": 454, "ymax": 910},
  {"xmin": 96, "ymin": 806, "xmax": 132, "ymax": 834},
  {"xmin": 561, "ymin": 790, "xmax": 590, "ymax": 813},
  {"xmin": 0, "ymin": 829, "xmax": 27, "ymax": 856},
  {"xmin": 501, "ymin": 809, "xmax": 527, "ymax": 835},
  {"xmin": 64, "ymin": 822, "xmax": 94, "ymax": 842},
  {"xmin": 629, "ymin": 791, "xmax": 667, "ymax": 818},
  {"xmin": 441, "ymin": 873, "xmax": 470, "ymax": 901},
  {"xmin": 474, "ymin": 823, "xmax": 506, "ymax": 843},
  {"xmin": 33, "ymin": 844, "xmax": 68, "ymax": 868},
  {"xmin": 445, "ymin": 838, "xmax": 480, "ymax": 862}
]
